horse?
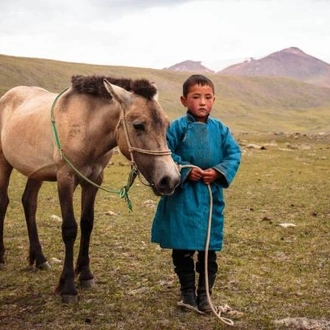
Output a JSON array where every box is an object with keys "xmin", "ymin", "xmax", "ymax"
[{"xmin": 0, "ymin": 75, "xmax": 180, "ymax": 303}]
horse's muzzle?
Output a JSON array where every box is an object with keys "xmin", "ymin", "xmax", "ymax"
[{"xmin": 152, "ymin": 175, "xmax": 180, "ymax": 196}]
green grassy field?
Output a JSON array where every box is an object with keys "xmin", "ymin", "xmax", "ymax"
[{"xmin": 0, "ymin": 133, "xmax": 329, "ymax": 329}]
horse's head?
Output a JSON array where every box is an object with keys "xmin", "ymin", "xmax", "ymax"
[{"xmin": 104, "ymin": 79, "xmax": 180, "ymax": 196}]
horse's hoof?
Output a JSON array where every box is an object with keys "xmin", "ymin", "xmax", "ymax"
[
  {"xmin": 61, "ymin": 294, "xmax": 78, "ymax": 304},
  {"xmin": 79, "ymin": 278, "xmax": 95, "ymax": 288},
  {"xmin": 37, "ymin": 261, "xmax": 51, "ymax": 270}
]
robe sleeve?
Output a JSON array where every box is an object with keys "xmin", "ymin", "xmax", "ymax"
[
  {"xmin": 166, "ymin": 118, "xmax": 192, "ymax": 184},
  {"xmin": 213, "ymin": 125, "xmax": 241, "ymax": 188}
]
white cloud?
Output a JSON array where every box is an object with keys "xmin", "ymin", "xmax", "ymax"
[{"xmin": 0, "ymin": 0, "xmax": 329, "ymax": 70}]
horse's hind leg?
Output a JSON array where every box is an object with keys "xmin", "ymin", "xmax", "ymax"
[
  {"xmin": 0, "ymin": 161, "xmax": 13, "ymax": 268},
  {"xmin": 22, "ymin": 178, "xmax": 50, "ymax": 270},
  {"xmin": 75, "ymin": 180, "xmax": 100, "ymax": 288}
]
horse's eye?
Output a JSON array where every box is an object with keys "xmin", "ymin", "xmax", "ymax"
[{"xmin": 133, "ymin": 122, "xmax": 145, "ymax": 131}]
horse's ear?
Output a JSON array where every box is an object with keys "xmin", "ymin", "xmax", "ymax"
[
  {"xmin": 151, "ymin": 82, "xmax": 159, "ymax": 101},
  {"xmin": 103, "ymin": 79, "xmax": 131, "ymax": 105}
]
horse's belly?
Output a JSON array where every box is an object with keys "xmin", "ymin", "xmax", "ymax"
[{"xmin": 4, "ymin": 147, "xmax": 57, "ymax": 180}]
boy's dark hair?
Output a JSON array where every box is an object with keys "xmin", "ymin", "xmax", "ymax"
[{"xmin": 182, "ymin": 74, "xmax": 215, "ymax": 97}]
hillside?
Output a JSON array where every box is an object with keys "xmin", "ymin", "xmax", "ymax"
[
  {"xmin": 1, "ymin": 54, "xmax": 330, "ymax": 133},
  {"xmin": 218, "ymin": 47, "xmax": 330, "ymax": 88}
]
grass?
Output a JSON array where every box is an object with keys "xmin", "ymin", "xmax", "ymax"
[{"xmin": 0, "ymin": 133, "xmax": 329, "ymax": 329}]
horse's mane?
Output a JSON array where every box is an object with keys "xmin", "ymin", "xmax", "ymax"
[{"xmin": 71, "ymin": 75, "xmax": 157, "ymax": 100}]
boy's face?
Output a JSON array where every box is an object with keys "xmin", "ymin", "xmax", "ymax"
[{"xmin": 180, "ymin": 83, "xmax": 215, "ymax": 122}]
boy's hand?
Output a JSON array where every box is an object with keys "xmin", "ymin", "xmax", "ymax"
[
  {"xmin": 188, "ymin": 167, "xmax": 221, "ymax": 184},
  {"xmin": 188, "ymin": 167, "xmax": 204, "ymax": 181},
  {"xmin": 202, "ymin": 168, "xmax": 220, "ymax": 184}
]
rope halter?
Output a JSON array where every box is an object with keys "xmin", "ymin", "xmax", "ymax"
[{"xmin": 115, "ymin": 104, "xmax": 172, "ymax": 187}]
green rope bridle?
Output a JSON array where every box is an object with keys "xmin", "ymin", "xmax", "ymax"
[{"xmin": 50, "ymin": 88, "xmax": 137, "ymax": 211}]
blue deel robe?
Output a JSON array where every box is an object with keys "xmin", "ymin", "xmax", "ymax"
[{"xmin": 151, "ymin": 112, "xmax": 241, "ymax": 251}]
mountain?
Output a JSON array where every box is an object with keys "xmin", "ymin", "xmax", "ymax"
[
  {"xmin": 164, "ymin": 60, "xmax": 214, "ymax": 73},
  {"xmin": 218, "ymin": 47, "xmax": 330, "ymax": 88}
]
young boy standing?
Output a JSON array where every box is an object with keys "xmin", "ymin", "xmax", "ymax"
[{"xmin": 151, "ymin": 74, "xmax": 241, "ymax": 313}]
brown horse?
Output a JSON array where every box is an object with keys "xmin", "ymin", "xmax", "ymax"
[{"xmin": 0, "ymin": 75, "xmax": 180, "ymax": 303}]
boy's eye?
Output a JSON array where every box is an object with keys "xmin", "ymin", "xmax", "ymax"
[{"xmin": 191, "ymin": 94, "xmax": 213, "ymax": 100}]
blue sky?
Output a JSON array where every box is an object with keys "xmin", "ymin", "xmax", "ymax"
[{"xmin": 1, "ymin": 0, "xmax": 329, "ymax": 71}]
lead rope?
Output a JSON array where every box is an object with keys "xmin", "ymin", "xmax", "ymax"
[
  {"xmin": 204, "ymin": 183, "xmax": 235, "ymax": 326},
  {"xmin": 179, "ymin": 165, "xmax": 235, "ymax": 326}
]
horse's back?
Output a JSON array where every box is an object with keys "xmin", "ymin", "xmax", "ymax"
[{"xmin": 0, "ymin": 86, "xmax": 54, "ymax": 116}]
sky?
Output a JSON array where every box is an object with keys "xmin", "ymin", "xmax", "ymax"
[{"xmin": 1, "ymin": 0, "xmax": 330, "ymax": 71}]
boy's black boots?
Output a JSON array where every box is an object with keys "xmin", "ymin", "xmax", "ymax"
[
  {"xmin": 197, "ymin": 272, "xmax": 216, "ymax": 313},
  {"xmin": 196, "ymin": 251, "xmax": 218, "ymax": 313},
  {"xmin": 172, "ymin": 250, "xmax": 198, "ymax": 311},
  {"xmin": 177, "ymin": 272, "xmax": 198, "ymax": 310}
]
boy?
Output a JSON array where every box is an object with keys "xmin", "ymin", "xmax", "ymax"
[{"xmin": 151, "ymin": 74, "xmax": 241, "ymax": 313}]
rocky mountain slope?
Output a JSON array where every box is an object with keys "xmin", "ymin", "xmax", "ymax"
[{"xmin": 218, "ymin": 47, "xmax": 330, "ymax": 88}]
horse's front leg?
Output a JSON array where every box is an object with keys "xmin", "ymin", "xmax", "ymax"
[
  {"xmin": 55, "ymin": 173, "xmax": 78, "ymax": 303},
  {"xmin": 22, "ymin": 178, "xmax": 50, "ymax": 270},
  {"xmin": 75, "ymin": 178, "xmax": 101, "ymax": 288}
]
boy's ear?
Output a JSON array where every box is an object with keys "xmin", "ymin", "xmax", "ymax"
[{"xmin": 180, "ymin": 96, "xmax": 188, "ymax": 107}]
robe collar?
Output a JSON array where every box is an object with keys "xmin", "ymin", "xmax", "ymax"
[{"xmin": 187, "ymin": 110, "xmax": 210, "ymax": 123}]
